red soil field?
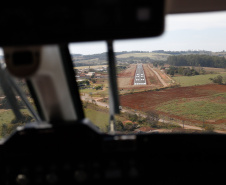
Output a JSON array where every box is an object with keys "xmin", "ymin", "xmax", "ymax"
[{"xmin": 120, "ymin": 84, "xmax": 226, "ymax": 124}]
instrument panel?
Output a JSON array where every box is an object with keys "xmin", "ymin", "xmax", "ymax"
[{"xmin": 0, "ymin": 119, "xmax": 225, "ymax": 185}]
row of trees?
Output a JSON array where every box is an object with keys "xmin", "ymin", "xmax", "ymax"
[
  {"xmin": 152, "ymin": 50, "xmax": 211, "ymax": 55},
  {"xmin": 166, "ymin": 66, "xmax": 202, "ymax": 76},
  {"xmin": 167, "ymin": 55, "xmax": 226, "ymax": 68},
  {"xmin": 77, "ymin": 80, "xmax": 90, "ymax": 87}
]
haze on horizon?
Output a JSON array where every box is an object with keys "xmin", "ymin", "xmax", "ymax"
[{"xmin": 69, "ymin": 11, "xmax": 226, "ymax": 55}]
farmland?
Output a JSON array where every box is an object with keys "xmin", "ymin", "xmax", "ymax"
[
  {"xmin": 172, "ymin": 73, "xmax": 226, "ymax": 87},
  {"xmin": 73, "ymin": 52, "xmax": 226, "ymax": 133},
  {"xmin": 120, "ymin": 84, "xmax": 226, "ymax": 131},
  {"xmin": 156, "ymin": 97, "xmax": 226, "ymax": 122}
]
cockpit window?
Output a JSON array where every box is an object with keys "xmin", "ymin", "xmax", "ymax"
[
  {"xmin": 69, "ymin": 42, "xmax": 110, "ymax": 132},
  {"xmin": 0, "ymin": 53, "xmax": 38, "ymax": 139},
  {"xmin": 70, "ymin": 11, "xmax": 226, "ymax": 134}
]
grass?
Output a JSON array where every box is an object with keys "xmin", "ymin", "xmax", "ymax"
[
  {"xmin": 213, "ymin": 93, "xmax": 226, "ymax": 98},
  {"xmin": 172, "ymin": 73, "xmax": 226, "ymax": 87},
  {"xmin": 0, "ymin": 109, "xmax": 33, "ymax": 138},
  {"xmin": 0, "ymin": 109, "xmax": 31, "ymax": 125},
  {"xmin": 156, "ymin": 98, "xmax": 226, "ymax": 121},
  {"xmin": 80, "ymin": 79, "xmax": 109, "ymax": 95},
  {"xmin": 84, "ymin": 108, "xmax": 109, "ymax": 132},
  {"xmin": 80, "ymin": 88, "xmax": 97, "ymax": 93}
]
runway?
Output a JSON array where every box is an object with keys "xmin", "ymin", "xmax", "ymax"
[{"xmin": 134, "ymin": 64, "xmax": 146, "ymax": 85}]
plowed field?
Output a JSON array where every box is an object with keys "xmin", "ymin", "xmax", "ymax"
[{"xmin": 120, "ymin": 84, "xmax": 226, "ymax": 127}]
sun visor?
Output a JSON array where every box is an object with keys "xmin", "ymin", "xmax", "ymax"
[{"xmin": 0, "ymin": 1, "xmax": 165, "ymax": 46}]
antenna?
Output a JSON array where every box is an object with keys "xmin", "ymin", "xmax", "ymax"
[{"xmin": 106, "ymin": 40, "xmax": 120, "ymax": 134}]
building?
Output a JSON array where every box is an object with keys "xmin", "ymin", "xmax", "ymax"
[{"xmin": 85, "ymin": 72, "xmax": 95, "ymax": 77}]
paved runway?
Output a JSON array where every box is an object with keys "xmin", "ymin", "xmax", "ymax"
[{"xmin": 134, "ymin": 64, "xmax": 146, "ymax": 85}]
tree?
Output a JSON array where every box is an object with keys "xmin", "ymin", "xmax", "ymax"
[
  {"xmin": 106, "ymin": 120, "xmax": 124, "ymax": 132},
  {"xmin": 137, "ymin": 116, "xmax": 145, "ymax": 125},
  {"xmin": 89, "ymin": 68, "xmax": 96, "ymax": 72},
  {"xmin": 210, "ymin": 75, "xmax": 223, "ymax": 85},
  {"xmin": 170, "ymin": 70, "xmax": 175, "ymax": 76},
  {"xmin": 115, "ymin": 120, "xmax": 124, "ymax": 131},
  {"xmin": 146, "ymin": 111, "xmax": 159, "ymax": 127},
  {"xmin": 167, "ymin": 55, "xmax": 226, "ymax": 68},
  {"xmin": 95, "ymin": 85, "xmax": 102, "ymax": 90},
  {"xmin": 200, "ymin": 68, "xmax": 206, "ymax": 75},
  {"xmin": 183, "ymin": 68, "xmax": 192, "ymax": 76},
  {"xmin": 123, "ymin": 121, "xmax": 138, "ymax": 131},
  {"xmin": 223, "ymin": 75, "xmax": 226, "ymax": 84},
  {"xmin": 178, "ymin": 67, "xmax": 184, "ymax": 75},
  {"xmin": 91, "ymin": 78, "xmax": 96, "ymax": 83},
  {"xmin": 128, "ymin": 113, "xmax": 138, "ymax": 122},
  {"xmin": 84, "ymin": 80, "xmax": 90, "ymax": 85}
]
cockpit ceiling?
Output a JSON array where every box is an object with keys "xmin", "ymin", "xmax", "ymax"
[{"xmin": 166, "ymin": 0, "xmax": 226, "ymax": 14}]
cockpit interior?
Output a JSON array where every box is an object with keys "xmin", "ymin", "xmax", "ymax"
[{"xmin": 0, "ymin": 1, "xmax": 226, "ymax": 184}]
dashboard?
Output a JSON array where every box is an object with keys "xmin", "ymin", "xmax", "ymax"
[{"xmin": 0, "ymin": 119, "xmax": 225, "ymax": 185}]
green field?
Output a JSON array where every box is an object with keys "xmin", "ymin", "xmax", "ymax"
[
  {"xmin": 156, "ymin": 93, "xmax": 226, "ymax": 124},
  {"xmin": 0, "ymin": 109, "xmax": 32, "ymax": 125},
  {"xmin": 173, "ymin": 73, "xmax": 226, "ymax": 87},
  {"xmin": 0, "ymin": 109, "xmax": 33, "ymax": 138},
  {"xmin": 84, "ymin": 108, "xmax": 109, "ymax": 132},
  {"xmin": 80, "ymin": 88, "xmax": 97, "ymax": 94}
]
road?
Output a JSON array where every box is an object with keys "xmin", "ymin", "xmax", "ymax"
[
  {"xmin": 134, "ymin": 64, "xmax": 146, "ymax": 85},
  {"xmin": 147, "ymin": 65, "xmax": 168, "ymax": 87}
]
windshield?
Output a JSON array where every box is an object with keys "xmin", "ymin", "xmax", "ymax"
[{"xmin": 69, "ymin": 11, "xmax": 226, "ymax": 134}]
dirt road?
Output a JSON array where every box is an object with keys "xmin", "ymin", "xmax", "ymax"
[{"xmin": 147, "ymin": 65, "xmax": 168, "ymax": 87}]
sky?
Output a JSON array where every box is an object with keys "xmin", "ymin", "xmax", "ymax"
[
  {"xmin": 69, "ymin": 11, "xmax": 226, "ymax": 55},
  {"xmin": 0, "ymin": 11, "xmax": 225, "ymax": 56}
]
